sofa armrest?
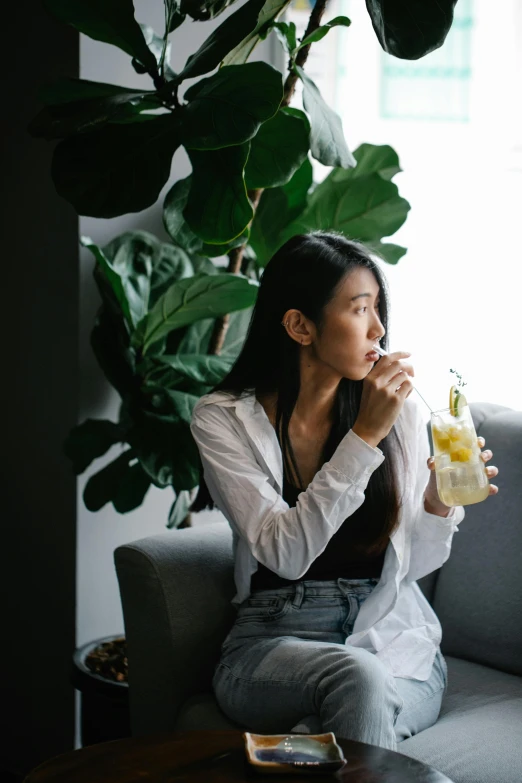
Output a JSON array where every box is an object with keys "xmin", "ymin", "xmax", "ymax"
[{"xmin": 114, "ymin": 522, "xmax": 235, "ymax": 736}]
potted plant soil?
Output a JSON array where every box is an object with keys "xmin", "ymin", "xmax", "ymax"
[{"xmin": 72, "ymin": 636, "xmax": 129, "ymax": 746}]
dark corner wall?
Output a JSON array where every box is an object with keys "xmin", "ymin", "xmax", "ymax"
[{"xmin": 0, "ymin": 0, "xmax": 79, "ymax": 778}]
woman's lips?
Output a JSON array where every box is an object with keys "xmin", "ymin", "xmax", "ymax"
[{"xmin": 365, "ymin": 351, "xmax": 379, "ymax": 361}]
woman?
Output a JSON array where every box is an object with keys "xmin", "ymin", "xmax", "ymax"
[{"xmin": 190, "ymin": 232, "xmax": 499, "ymax": 750}]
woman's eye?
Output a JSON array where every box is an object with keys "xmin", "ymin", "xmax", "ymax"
[{"xmin": 357, "ymin": 304, "xmax": 380, "ymax": 314}]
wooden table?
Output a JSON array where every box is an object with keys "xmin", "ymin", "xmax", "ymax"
[{"xmin": 24, "ymin": 729, "xmax": 454, "ymax": 783}]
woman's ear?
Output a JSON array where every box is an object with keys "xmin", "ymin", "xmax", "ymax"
[{"xmin": 281, "ymin": 309, "xmax": 314, "ymax": 345}]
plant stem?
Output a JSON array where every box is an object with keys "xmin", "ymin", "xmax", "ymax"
[
  {"xmin": 281, "ymin": 0, "xmax": 329, "ymax": 107},
  {"xmin": 208, "ymin": 0, "xmax": 330, "ymax": 356},
  {"xmin": 159, "ymin": 0, "xmax": 174, "ymax": 79}
]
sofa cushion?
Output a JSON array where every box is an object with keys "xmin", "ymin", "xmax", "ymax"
[{"xmin": 398, "ymin": 655, "xmax": 522, "ymax": 783}]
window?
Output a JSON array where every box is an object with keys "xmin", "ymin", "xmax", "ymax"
[{"xmin": 380, "ymin": 0, "xmax": 474, "ymax": 122}]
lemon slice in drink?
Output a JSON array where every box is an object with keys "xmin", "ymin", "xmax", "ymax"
[{"xmin": 449, "ymin": 385, "xmax": 468, "ymax": 417}]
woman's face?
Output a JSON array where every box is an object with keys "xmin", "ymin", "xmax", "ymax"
[{"xmin": 312, "ymin": 267, "xmax": 385, "ymax": 381}]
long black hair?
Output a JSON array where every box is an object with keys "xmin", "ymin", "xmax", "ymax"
[{"xmin": 193, "ymin": 231, "xmax": 408, "ymax": 555}]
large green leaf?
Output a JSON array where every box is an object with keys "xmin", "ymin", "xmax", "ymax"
[
  {"xmin": 271, "ymin": 21, "xmax": 297, "ymax": 55},
  {"xmin": 163, "ymin": 176, "xmax": 249, "ymax": 256},
  {"xmin": 44, "ymin": 0, "xmax": 157, "ymax": 73},
  {"xmin": 219, "ymin": 306, "xmax": 253, "ymax": 358},
  {"xmin": 281, "ymin": 172, "xmax": 410, "ymax": 260},
  {"xmin": 143, "ymin": 386, "xmax": 199, "ymax": 424},
  {"xmin": 132, "ymin": 24, "xmax": 176, "ymax": 80},
  {"xmin": 64, "ymin": 419, "xmax": 123, "ymax": 475},
  {"xmin": 82, "ymin": 236, "xmax": 134, "ymax": 325},
  {"xmin": 134, "ymin": 273, "xmax": 258, "ymax": 354},
  {"xmin": 29, "ymin": 86, "xmax": 159, "ymax": 139},
  {"xmin": 249, "ymin": 156, "xmax": 313, "ymax": 266},
  {"xmin": 51, "ymin": 113, "xmax": 180, "ymax": 218},
  {"xmin": 184, "ymin": 145, "xmax": 253, "ymax": 244},
  {"xmin": 177, "ymin": 305, "xmax": 253, "ymax": 358},
  {"xmin": 168, "ymin": 2, "xmax": 186, "ymax": 32},
  {"xmin": 297, "ymin": 16, "xmax": 351, "ymax": 49},
  {"xmin": 330, "ymin": 143, "xmax": 401, "ymax": 182},
  {"xmin": 181, "ymin": 62, "xmax": 283, "ymax": 150},
  {"xmin": 83, "ymin": 448, "xmax": 133, "ymax": 511},
  {"xmin": 112, "ymin": 461, "xmax": 152, "ymax": 513},
  {"xmin": 245, "ymin": 107, "xmax": 310, "ymax": 189},
  {"xmin": 82, "ymin": 449, "xmax": 151, "ymax": 513},
  {"xmin": 176, "ymin": 319, "xmax": 214, "ymax": 355},
  {"xmin": 102, "ymin": 230, "xmax": 194, "ymax": 307},
  {"xmin": 167, "ymin": 490, "xmax": 194, "ymax": 529},
  {"xmin": 144, "ymin": 354, "xmax": 233, "ymax": 388},
  {"xmin": 191, "ymin": 256, "xmax": 219, "ymax": 275},
  {"xmin": 38, "ymin": 78, "xmax": 148, "ymax": 105},
  {"xmin": 90, "ymin": 306, "xmax": 137, "ymax": 398},
  {"xmin": 223, "ymin": 0, "xmax": 292, "ymax": 65},
  {"xmin": 296, "ymin": 66, "xmax": 355, "ymax": 169},
  {"xmin": 366, "ymin": 240, "xmax": 406, "ymax": 265},
  {"xmin": 177, "ymin": 0, "xmax": 265, "ymax": 81},
  {"xmin": 365, "ymin": 0, "xmax": 458, "ymax": 60},
  {"xmin": 294, "ymin": 143, "xmax": 409, "ymax": 262},
  {"xmin": 83, "ymin": 236, "xmax": 151, "ymax": 327},
  {"xmin": 164, "ymin": 178, "xmax": 205, "ymax": 254},
  {"xmin": 128, "ymin": 390, "xmax": 201, "ymax": 490}
]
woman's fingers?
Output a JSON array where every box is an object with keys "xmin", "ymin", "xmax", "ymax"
[
  {"xmin": 428, "ymin": 448, "xmax": 499, "ymax": 497},
  {"xmin": 429, "ymin": 457, "xmax": 498, "ymax": 478},
  {"xmin": 374, "ymin": 353, "xmax": 415, "ymax": 386}
]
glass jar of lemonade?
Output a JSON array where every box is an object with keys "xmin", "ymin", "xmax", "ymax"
[{"xmin": 430, "ymin": 403, "xmax": 489, "ymax": 506}]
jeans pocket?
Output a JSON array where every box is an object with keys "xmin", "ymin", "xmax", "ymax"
[{"xmin": 235, "ymin": 594, "xmax": 291, "ymax": 624}]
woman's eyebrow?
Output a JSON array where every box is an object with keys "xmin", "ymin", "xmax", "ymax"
[{"xmin": 350, "ymin": 292, "xmax": 380, "ymax": 301}]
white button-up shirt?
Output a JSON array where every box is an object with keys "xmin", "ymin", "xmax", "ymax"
[{"xmin": 191, "ymin": 391, "xmax": 465, "ymax": 681}]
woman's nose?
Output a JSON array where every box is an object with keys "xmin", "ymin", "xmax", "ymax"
[{"xmin": 370, "ymin": 322, "xmax": 385, "ymax": 341}]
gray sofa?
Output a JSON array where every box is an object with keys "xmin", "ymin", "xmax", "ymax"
[{"xmin": 115, "ymin": 402, "xmax": 522, "ymax": 783}]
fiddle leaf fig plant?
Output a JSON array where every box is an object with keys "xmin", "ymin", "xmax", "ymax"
[{"xmin": 32, "ymin": 0, "xmax": 458, "ymax": 525}]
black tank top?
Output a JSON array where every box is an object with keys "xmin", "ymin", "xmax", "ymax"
[{"xmin": 250, "ymin": 479, "xmax": 386, "ymax": 591}]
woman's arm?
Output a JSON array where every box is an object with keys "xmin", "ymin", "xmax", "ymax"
[{"xmin": 191, "ymin": 400, "xmax": 385, "ymax": 580}]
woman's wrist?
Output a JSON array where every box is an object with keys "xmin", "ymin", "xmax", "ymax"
[
  {"xmin": 351, "ymin": 424, "xmax": 381, "ymax": 449},
  {"xmin": 423, "ymin": 492, "xmax": 452, "ymax": 518}
]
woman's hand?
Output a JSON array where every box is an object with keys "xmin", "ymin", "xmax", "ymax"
[
  {"xmin": 425, "ymin": 436, "xmax": 499, "ymax": 514},
  {"xmin": 353, "ymin": 351, "xmax": 414, "ymax": 448}
]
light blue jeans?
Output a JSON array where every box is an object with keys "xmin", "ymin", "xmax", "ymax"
[{"xmin": 213, "ymin": 578, "xmax": 448, "ymax": 751}]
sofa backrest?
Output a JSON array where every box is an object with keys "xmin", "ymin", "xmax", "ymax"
[{"xmin": 432, "ymin": 402, "xmax": 522, "ymax": 676}]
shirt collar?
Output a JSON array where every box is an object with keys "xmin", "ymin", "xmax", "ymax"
[{"xmin": 200, "ymin": 392, "xmax": 284, "ymax": 490}]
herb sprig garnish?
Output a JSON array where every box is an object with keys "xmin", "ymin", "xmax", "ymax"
[{"xmin": 450, "ymin": 368, "xmax": 467, "ymax": 409}]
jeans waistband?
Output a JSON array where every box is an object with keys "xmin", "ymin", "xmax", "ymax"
[{"xmin": 250, "ymin": 578, "xmax": 380, "ymax": 609}]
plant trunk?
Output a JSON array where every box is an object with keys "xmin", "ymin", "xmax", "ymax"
[{"xmin": 208, "ymin": 0, "xmax": 330, "ymax": 356}]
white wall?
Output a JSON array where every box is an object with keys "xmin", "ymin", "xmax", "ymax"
[
  {"xmin": 77, "ymin": 1, "xmax": 278, "ymax": 648},
  {"xmin": 289, "ymin": 0, "xmax": 522, "ymax": 421}
]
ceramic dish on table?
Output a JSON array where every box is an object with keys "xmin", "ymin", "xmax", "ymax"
[{"xmin": 243, "ymin": 732, "xmax": 346, "ymax": 774}]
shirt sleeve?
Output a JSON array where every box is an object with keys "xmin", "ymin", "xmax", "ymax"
[
  {"xmin": 190, "ymin": 401, "xmax": 385, "ymax": 580},
  {"xmin": 407, "ymin": 403, "xmax": 465, "ymax": 583}
]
